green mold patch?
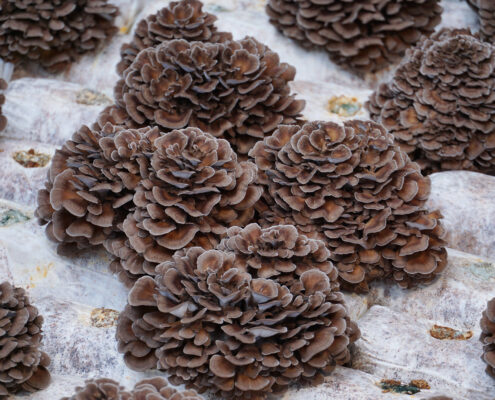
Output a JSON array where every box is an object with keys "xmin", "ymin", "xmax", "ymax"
[
  {"xmin": 430, "ymin": 324, "xmax": 473, "ymax": 340},
  {"xmin": 327, "ymin": 95, "xmax": 362, "ymax": 117},
  {"xmin": 469, "ymin": 262, "xmax": 495, "ymax": 280},
  {"xmin": 378, "ymin": 379, "xmax": 429, "ymax": 395},
  {"xmin": 0, "ymin": 209, "xmax": 30, "ymax": 227}
]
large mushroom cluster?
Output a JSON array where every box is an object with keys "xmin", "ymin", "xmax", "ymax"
[
  {"xmin": 368, "ymin": 28, "xmax": 495, "ymax": 175},
  {"xmin": 0, "ymin": 0, "xmax": 118, "ymax": 71},
  {"xmin": 480, "ymin": 297, "xmax": 495, "ymax": 379},
  {"xmin": 117, "ymin": 223, "xmax": 360, "ymax": 399},
  {"xmin": 0, "ymin": 281, "xmax": 51, "ymax": 396},
  {"xmin": 62, "ymin": 377, "xmax": 204, "ymax": 400},
  {"xmin": 467, "ymin": 0, "xmax": 495, "ymax": 43},
  {"xmin": 250, "ymin": 120, "xmax": 447, "ymax": 292},
  {"xmin": 265, "ymin": 0, "xmax": 442, "ymax": 74}
]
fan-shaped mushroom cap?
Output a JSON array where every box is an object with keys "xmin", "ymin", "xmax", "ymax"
[
  {"xmin": 266, "ymin": 0, "xmax": 442, "ymax": 74},
  {"xmin": 250, "ymin": 120, "xmax": 447, "ymax": 292},
  {"xmin": 480, "ymin": 297, "xmax": 495, "ymax": 379},
  {"xmin": 466, "ymin": 0, "xmax": 495, "ymax": 43},
  {"xmin": 116, "ymin": 223, "xmax": 359, "ymax": 399},
  {"xmin": 368, "ymin": 28, "xmax": 495, "ymax": 175},
  {"xmin": 0, "ymin": 0, "xmax": 118, "ymax": 71},
  {"xmin": 0, "ymin": 77, "xmax": 6, "ymax": 131}
]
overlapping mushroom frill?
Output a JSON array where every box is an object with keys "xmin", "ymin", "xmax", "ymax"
[
  {"xmin": 480, "ymin": 297, "xmax": 495, "ymax": 379},
  {"xmin": 368, "ymin": 28, "xmax": 495, "ymax": 175},
  {"xmin": 0, "ymin": 77, "xmax": 6, "ymax": 131},
  {"xmin": 117, "ymin": 0, "xmax": 232, "ymax": 76},
  {"xmin": 467, "ymin": 0, "xmax": 495, "ymax": 43},
  {"xmin": 36, "ymin": 122, "xmax": 262, "ymax": 286},
  {"xmin": 61, "ymin": 377, "xmax": 204, "ymax": 400},
  {"xmin": 0, "ymin": 281, "xmax": 51, "ymax": 396},
  {"xmin": 115, "ymin": 37, "xmax": 305, "ymax": 155},
  {"xmin": 0, "ymin": 0, "xmax": 118, "ymax": 71},
  {"xmin": 266, "ymin": 0, "xmax": 442, "ymax": 74},
  {"xmin": 250, "ymin": 120, "xmax": 447, "ymax": 292},
  {"xmin": 116, "ymin": 224, "xmax": 360, "ymax": 399}
]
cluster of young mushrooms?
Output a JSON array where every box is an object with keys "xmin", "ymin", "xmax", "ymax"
[{"xmin": 0, "ymin": 0, "xmax": 493, "ymax": 398}]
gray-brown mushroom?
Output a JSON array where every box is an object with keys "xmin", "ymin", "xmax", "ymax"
[
  {"xmin": 266, "ymin": 0, "xmax": 442, "ymax": 74},
  {"xmin": 0, "ymin": 0, "xmax": 118, "ymax": 72},
  {"xmin": 250, "ymin": 120, "xmax": 447, "ymax": 292},
  {"xmin": 0, "ymin": 281, "xmax": 51, "ymax": 396},
  {"xmin": 115, "ymin": 37, "xmax": 305, "ymax": 155},
  {"xmin": 117, "ymin": 0, "xmax": 232, "ymax": 76},
  {"xmin": 467, "ymin": 0, "xmax": 495, "ymax": 42},
  {"xmin": 480, "ymin": 297, "xmax": 495, "ymax": 379},
  {"xmin": 61, "ymin": 376, "xmax": 203, "ymax": 399},
  {"xmin": 368, "ymin": 28, "xmax": 495, "ymax": 175},
  {"xmin": 116, "ymin": 223, "xmax": 360, "ymax": 399}
]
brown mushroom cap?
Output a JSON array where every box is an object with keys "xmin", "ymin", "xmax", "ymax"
[
  {"xmin": 0, "ymin": 77, "xmax": 6, "ymax": 131},
  {"xmin": 368, "ymin": 28, "xmax": 495, "ymax": 175},
  {"xmin": 116, "ymin": 223, "xmax": 360, "ymax": 399},
  {"xmin": 266, "ymin": 0, "xmax": 442, "ymax": 74},
  {"xmin": 117, "ymin": 0, "xmax": 232, "ymax": 76},
  {"xmin": 480, "ymin": 297, "xmax": 495, "ymax": 379},
  {"xmin": 0, "ymin": 0, "xmax": 118, "ymax": 72},
  {"xmin": 250, "ymin": 120, "xmax": 447, "ymax": 292},
  {"xmin": 115, "ymin": 36, "xmax": 305, "ymax": 155},
  {"xmin": 466, "ymin": 0, "xmax": 495, "ymax": 43},
  {"xmin": 61, "ymin": 376, "xmax": 204, "ymax": 399},
  {"xmin": 0, "ymin": 281, "xmax": 51, "ymax": 396}
]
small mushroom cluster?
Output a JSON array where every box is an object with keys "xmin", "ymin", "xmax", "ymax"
[
  {"xmin": 0, "ymin": 0, "xmax": 118, "ymax": 71},
  {"xmin": 117, "ymin": 223, "xmax": 360, "ymax": 399},
  {"xmin": 0, "ymin": 281, "xmax": 51, "ymax": 396},
  {"xmin": 368, "ymin": 28, "xmax": 495, "ymax": 175},
  {"xmin": 117, "ymin": 0, "xmax": 233, "ymax": 76},
  {"xmin": 62, "ymin": 377, "xmax": 204, "ymax": 400},
  {"xmin": 115, "ymin": 37, "xmax": 305, "ymax": 156},
  {"xmin": 480, "ymin": 297, "xmax": 495, "ymax": 379},
  {"xmin": 0, "ymin": 76, "xmax": 6, "ymax": 131},
  {"xmin": 467, "ymin": 0, "xmax": 495, "ymax": 42},
  {"xmin": 266, "ymin": 0, "xmax": 442, "ymax": 74},
  {"xmin": 250, "ymin": 120, "xmax": 447, "ymax": 292}
]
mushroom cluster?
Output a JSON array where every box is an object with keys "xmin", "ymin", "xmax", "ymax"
[
  {"xmin": 0, "ymin": 77, "xmax": 6, "ymax": 131},
  {"xmin": 36, "ymin": 121, "xmax": 262, "ymax": 286},
  {"xmin": 0, "ymin": 281, "xmax": 51, "ymax": 396},
  {"xmin": 368, "ymin": 28, "xmax": 495, "ymax": 175},
  {"xmin": 117, "ymin": 223, "xmax": 360, "ymax": 399},
  {"xmin": 62, "ymin": 377, "xmax": 203, "ymax": 400},
  {"xmin": 250, "ymin": 120, "xmax": 447, "ymax": 292},
  {"xmin": 467, "ymin": 0, "xmax": 495, "ymax": 42},
  {"xmin": 117, "ymin": 0, "xmax": 232, "ymax": 76},
  {"xmin": 265, "ymin": 0, "xmax": 442, "ymax": 74},
  {"xmin": 0, "ymin": 0, "xmax": 118, "ymax": 71},
  {"xmin": 115, "ymin": 37, "xmax": 305, "ymax": 156},
  {"xmin": 480, "ymin": 297, "xmax": 495, "ymax": 379}
]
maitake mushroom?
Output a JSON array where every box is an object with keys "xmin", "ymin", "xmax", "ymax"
[
  {"xmin": 62, "ymin": 377, "xmax": 203, "ymax": 399},
  {"xmin": 0, "ymin": 0, "xmax": 118, "ymax": 71},
  {"xmin": 480, "ymin": 297, "xmax": 495, "ymax": 379},
  {"xmin": 111, "ymin": 126, "xmax": 262, "ymax": 285},
  {"xmin": 35, "ymin": 106, "xmax": 139, "ymax": 255},
  {"xmin": 117, "ymin": 223, "xmax": 360, "ymax": 399},
  {"xmin": 115, "ymin": 37, "xmax": 305, "ymax": 155},
  {"xmin": 265, "ymin": 0, "xmax": 442, "ymax": 74},
  {"xmin": 0, "ymin": 77, "xmax": 6, "ymax": 132},
  {"xmin": 467, "ymin": 0, "xmax": 495, "ymax": 42},
  {"xmin": 250, "ymin": 120, "xmax": 447, "ymax": 292},
  {"xmin": 368, "ymin": 28, "xmax": 495, "ymax": 175},
  {"xmin": 117, "ymin": 0, "xmax": 232, "ymax": 76},
  {"xmin": 0, "ymin": 281, "xmax": 51, "ymax": 396}
]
